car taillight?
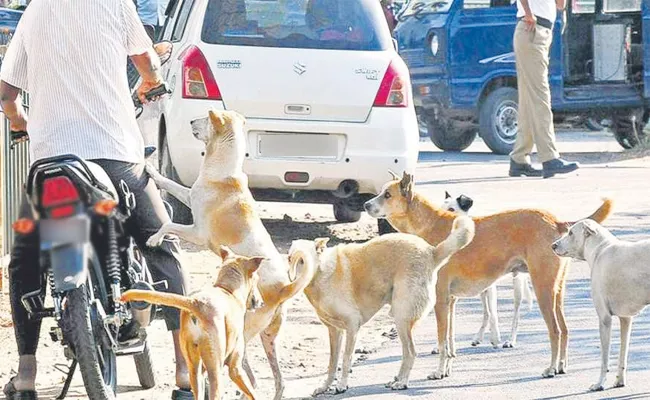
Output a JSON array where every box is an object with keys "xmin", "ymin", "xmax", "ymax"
[
  {"xmin": 180, "ymin": 45, "xmax": 222, "ymax": 100},
  {"xmin": 41, "ymin": 176, "xmax": 80, "ymax": 218},
  {"xmin": 373, "ymin": 59, "xmax": 410, "ymax": 108}
]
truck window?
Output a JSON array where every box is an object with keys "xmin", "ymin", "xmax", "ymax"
[
  {"xmin": 463, "ymin": 0, "xmax": 513, "ymax": 9},
  {"xmin": 603, "ymin": 0, "xmax": 641, "ymax": 12},
  {"xmin": 572, "ymin": 0, "xmax": 595, "ymax": 14}
]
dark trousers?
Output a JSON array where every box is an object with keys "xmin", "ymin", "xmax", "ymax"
[{"xmin": 9, "ymin": 159, "xmax": 187, "ymax": 355}]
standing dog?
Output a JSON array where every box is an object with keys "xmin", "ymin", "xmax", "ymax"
[
  {"xmin": 552, "ymin": 219, "xmax": 650, "ymax": 391},
  {"xmin": 122, "ymin": 246, "xmax": 263, "ymax": 400},
  {"xmin": 364, "ymin": 172, "xmax": 612, "ymax": 380},
  {"xmin": 288, "ymin": 217, "xmax": 474, "ymax": 395},
  {"xmin": 145, "ymin": 109, "xmax": 314, "ymax": 400},
  {"xmin": 442, "ymin": 191, "xmax": 534, "ymax": 350}
]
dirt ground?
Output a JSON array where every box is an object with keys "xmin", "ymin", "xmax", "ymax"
[{"xmin": 0, "ymin": 206, "xmax": 396, "ymax": 400}]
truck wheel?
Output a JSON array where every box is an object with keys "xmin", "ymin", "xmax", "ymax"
[
  {"xmin": 160, "ymin": 136, "xmax": 193, "ymax": 224},
  {"xmin": 479, "ymin": 87, "xmax": 519, "ymax": 155},
  {"xmin": 427, "ymin": 120, "xmax": 477, "ymax": 152},
  {"xmin": 611, "ymin": 109, "xmax": 647, "ymax": 149},
  {"xmin": 333, "ymin": 201, "xmax": 361, "ymax": 223}
]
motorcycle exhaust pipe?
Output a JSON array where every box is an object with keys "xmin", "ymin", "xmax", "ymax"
[{"xmin": 129, "ymin": 280, "xmax": 155, "ymax": 328}]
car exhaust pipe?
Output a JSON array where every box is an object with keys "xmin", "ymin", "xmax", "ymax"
[
  {"xmin": 129, "ymin": 280, "xmax": 155, "ymax": 328},
  {"xmin": 333, "ymin": 180, "xmax": 359, "ymax": 199}
]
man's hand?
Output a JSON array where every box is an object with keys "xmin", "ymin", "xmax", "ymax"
[
  {"xmin": 523, "ymin": 12, "xmax": 537, "ymax": 31},
  {"xmin": 10, "ymin": 111, "xmax": 28, "ymax": 132},
  {"xmin": 136, "ymin": 78, "xmax": 164, "ymax": 105}
]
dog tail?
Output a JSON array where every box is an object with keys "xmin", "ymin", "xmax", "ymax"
[
  {"xmin": 557, "ymin": 198, "xmax": 613, "ymax": 233},
  {"xmin": 276, "ymin": 250, "xmax": 315, "ymax": 305},
  {"xmin": 121, "ymin": 290, "xmax": 200, "ymax": 316},
  {"xmin": 434, "ymin": 216, "xmax": 475, "ymax": 262}
]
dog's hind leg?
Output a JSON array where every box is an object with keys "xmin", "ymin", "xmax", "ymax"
[
  {"xmin": 590, "ymin": 314, "xmax": 612, "ymax": 391},
  {"xmin": 181, "ymin": 339, "xmax": 203, "ymax": 400},
  {"xmin": 261, "ymin": 306, "xmax": 286, "ymax": 400},
  {"xmin": 556, "ymin": 262, "xmax": 570, "ymax": 374},
  {"xmin": 505, "ymin": 275, "xmax": 524, "ymax": 348},
  {"xmin": 614, "ymin": 316, "xmax": 632, "ymax": 388},
  {"xmin": 313, "ymin": 323, "xmax": 343, "ymax": 396},
  {"xmin": 485, "ymin": 287, "xmax": 501, "ymax": 349},
  {"xmin": 229, "ymin": 346, "xmax": 257, "ymax": 400},
  {"xmin": 335, "ymin": 322, "xmax": 360, "ymax": 394},
  {"xmin": 428, "ymin": 291, "xmax": 452, "ymax": 380},
  {"xmin": 448, "ymin": 297, "xmax": 459, "ymax": 358},
  {"xmin": 386, "ymin": 318, "xmax": 417, "ymax": 390},
  {"xmin": 472, "ymin": 289, "xmax": 490, "ymax": 347}
]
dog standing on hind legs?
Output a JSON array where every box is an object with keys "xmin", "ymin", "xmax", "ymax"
[
  {"xmin": 365, "ymin": 172, "xmax": 613, "ymax": 380},
  {"xmin": 145, "ymin": 109, "xmax": 314, "ymax": 400},
  {"xmin": 441, "ymin": 191, "xmax": 534, "ymax": 350}
]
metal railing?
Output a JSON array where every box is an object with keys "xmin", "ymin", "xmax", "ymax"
[{"xmin": 1, "ymin": 92, "xmax": 29, "ymax": 258}]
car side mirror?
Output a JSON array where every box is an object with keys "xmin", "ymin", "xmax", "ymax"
[{"xmin": 153, "ymin": 41, "xmax": 174, "ymax": 66}]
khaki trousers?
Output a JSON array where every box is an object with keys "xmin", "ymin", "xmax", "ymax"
[{"xmin": 511, "ymin": 21, "xmax": 560, "ymax": 164}]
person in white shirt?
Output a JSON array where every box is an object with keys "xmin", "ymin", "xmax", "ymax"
[
  {"xmin": 0, "ymin": 1, "xmax": 194, "ymax": 399},
  {"xmin": 510, "ymin": 0, "xmax": 579, "ymax": 178}
]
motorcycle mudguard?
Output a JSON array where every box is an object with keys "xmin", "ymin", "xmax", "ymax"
[{"xmin": 50, "ymin": 243, "xmax": 89, "ymax": 292}]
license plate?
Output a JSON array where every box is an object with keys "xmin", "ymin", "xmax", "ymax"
[
  {"xmin": 40, "ymin": 216, "xmax": 90, "ymax": 249},
  {"xmin": 257, "ymin": 133, "xmax": 340, "ymax": 160}
]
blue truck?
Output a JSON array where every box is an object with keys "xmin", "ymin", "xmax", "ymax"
[{"xmin": 395, "ymin": 0, "xmax": 649, "ymax": 154}]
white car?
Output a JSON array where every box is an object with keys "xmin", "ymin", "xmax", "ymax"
[{"xmin": 138, "ymin": 0, "xmax": 419, "ymax": 227}]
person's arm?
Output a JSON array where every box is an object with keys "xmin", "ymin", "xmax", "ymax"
[
  {"xmin": 519, "ymin": 0, "xmax": 537, "ymax": 31},
  {"xmin": 556, "ymin": 0, "xmax": 566, "ymax": 9},
  {"xmin": 122, "ymin": 0, "xmax": 163, "ymax": 103},
  {"xmin": 0, "ymin": 22, "xmax": 28, "ymax": 132}
]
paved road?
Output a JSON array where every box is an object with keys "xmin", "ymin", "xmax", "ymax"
[{"xmin": 281, "ymin": 132, "xmax": 650, "ymax": 400}]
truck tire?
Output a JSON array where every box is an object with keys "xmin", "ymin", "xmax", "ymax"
[
  {"xmin": 427, "ymin": 120, "xmax": 477, "ymax": 152},
  {"xmin": 611, "ymin": 109, "xmax": 648, "ymax": 149},
  {"xmin": 160, "ymin": 136, "xmax": 193, "ymax": 224},
  {"xmin": 134, "ymin": 341, "xmax": 157, "ymax": 389},
  {"xmin": 333, "ymin": 201, "xmax": 361, "ymax": 223},
  {"xmin": 479, "ymin": 87, "xmax": 519, "ymax": 155}
]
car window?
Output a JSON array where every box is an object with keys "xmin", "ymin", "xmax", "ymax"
[
  {"xmin": 201, "ymin": 0, "xmax": 392, "ymax": 51},
  {"xmin": 172, "ymin": 0, "xmax": 195, "ymax": 42},
  {"xmin": 463, "ymin": 0, "xmax": 514, "ymax": 9},
  {"xmin": 161, "ymin": 0, "xmax": 181, "ymax": 41}
]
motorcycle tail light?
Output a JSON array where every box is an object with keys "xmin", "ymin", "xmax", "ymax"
[{"xmin": 42, "ymin": 176, "xmax": 80, "ymax": 207}]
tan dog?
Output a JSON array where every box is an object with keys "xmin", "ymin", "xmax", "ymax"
[
  {"xmin": 145, "ymin": 109, "xmax": 313, "ymax": 399},
  {"xmin": 122, "ymin": 246, "xmax": 263, "ymax": 400},
  {"xmin": 364, "ymin": 172, "xmax": 613, "ymax": 380},
  {"xmin": 288, "ymin": 217, "xmax": 474, "ymax": 395}
]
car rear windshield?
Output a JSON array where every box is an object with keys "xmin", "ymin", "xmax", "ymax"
[{"xmin": 201, "ymin": 0, "xmax": 392, "ymax": 51}]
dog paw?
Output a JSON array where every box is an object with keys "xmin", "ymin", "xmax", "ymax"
[
  {"xmin": 542, "ymin": 367, "xmax": 557, "ymax": 378},
  {"xmin": 613, "ymin": 376, "xmax": 625, "ymax": 388},
  {"xmin": 589, "ymin": 383, "xmax": 605, "ymax": 392},
  {"xmin": 312, "ymin": 386, "xmax": 330, "ymax": 397},
  {"xmin": 389, "ymin": 380, "xmax": 408, "ymax": 390},
  {"xmin": 431, "ymin": 348, "xmax": 440, "ymax": 355},
  {"xmin": 491, "ymin": 342, "xmax": 500, "ymax": 349},
  {"xmin": 427, "ymin": 371, "xmax": 445, "ymax": 380},
  {"xmin": 384, "ymin": 377, "xmax": 398, "ymax": 388},
  {"xmin": 334, "ymin": 384, "xmax": 348, "ymax": 394},
  {"xmin": 471, "ymin": 339, "xmax": 481, "ymax": 347},
  {"xmin": 503, "ymin": 341, "xmax": 515, "ymax": 349},
  {"xmin": 558, "ymin": 361, "xmax": 567, "ymax": 375}
]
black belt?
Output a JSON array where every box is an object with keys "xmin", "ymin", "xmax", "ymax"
[{"xmin": 518, "ymin": 16, "xmax": 553, "ymax": 29}]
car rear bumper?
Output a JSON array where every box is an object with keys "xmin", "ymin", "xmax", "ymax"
[{"xmin": 165, "ymin": 100, "xmax": 419, "ymax": 195}]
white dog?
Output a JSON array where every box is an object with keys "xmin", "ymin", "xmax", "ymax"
[
  {"xmin": 441, "ymin": 191, "xmax": 534, "ymax": 349},
  {"xmin": 552, "ymin": 219, "xmax": 650, "ymax": 391}
]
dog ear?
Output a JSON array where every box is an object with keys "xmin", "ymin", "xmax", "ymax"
[
  {"xmin": 445, "ymin": 191, "xmax": 451, "ymax": 199},
  {"xmin": 218, "ymin": 245, "xmax": 234, "ymax": 261},
  {"xmin": 388, "ymin": 170, "xmax": 400, "ymax": 181},
  {"xmin": 457, "ymin": 195, "xmax": 474, "ymax": 212},
  {"xmin": 209, "ymin": 109, "xmax": 227, "ymax": 131},
  {"xmin": 314, "ymin": 237, "xmax": 330, "ymax": 254},
  {"xmin": 245, "ymin": 256, "xmax": 266, "ymax": 273},
  {"xmin": 583, "ymin": 222, "xmax": 597, "ymax": 238},
  {"xmin": 400, "ymin": 172, "xmax": 414, "ymax": 202}
]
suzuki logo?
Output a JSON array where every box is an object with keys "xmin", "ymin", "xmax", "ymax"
[{"xmin": 293, "ymin": 62, "xmax": 307, "ymax": 75}]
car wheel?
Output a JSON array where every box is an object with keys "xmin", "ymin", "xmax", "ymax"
[
  {"xmin": 479, "ymin": 87, "xmax": 519, "ymax": 155},
  {"xmin": 333, "ymin": 201, "xmax": 361, "ymax": 223},
  {"xmin": 428, "ymin": 120, "xmax": 477, "ymax": 152},
  {"xmin": 160, "ymin": 136, "xmax": 193, "ymax": 224}
]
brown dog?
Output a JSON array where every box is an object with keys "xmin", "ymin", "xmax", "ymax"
[
  {"xmin": 122, "ymin": 246, "xmax": 264, "ymax": 400},
  {"xmin": 364, "ymin": 172, "xmax": 612, "ymax": 380}
]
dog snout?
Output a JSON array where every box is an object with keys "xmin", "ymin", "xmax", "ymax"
[
  {"xmin": 364, "ymin": 202, "xmax": 372, "ymax": 212},
  {"xmin": 551, "ymin": 242, "xmax": 558, "ymax": 251}
]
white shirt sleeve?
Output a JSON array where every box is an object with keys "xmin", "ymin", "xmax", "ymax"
[
  {"xmin": 0, "ymin": 22, "xmax": 28, "ymax": 91},
  {"xmin": 121, "ymin": 0, "xmax": 153, "ymax": 56}
]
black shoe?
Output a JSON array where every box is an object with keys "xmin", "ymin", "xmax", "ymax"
[
  {"xmin": 509, "ymin": 160, "xmax": 542, "ymax": 177},
  {"xmin": 542, "ymin": 158, "xmax": 579, "ymax": 179}
]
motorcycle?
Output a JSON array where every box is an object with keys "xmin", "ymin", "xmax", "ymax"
[{"xmin": 9, "ymin": 42, "xmax": 173, "ymax": 400}]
